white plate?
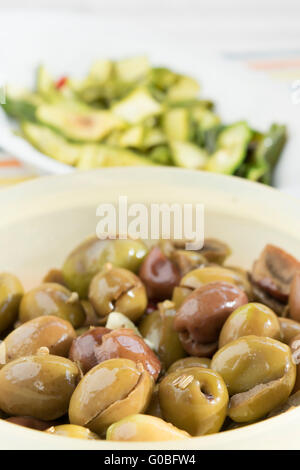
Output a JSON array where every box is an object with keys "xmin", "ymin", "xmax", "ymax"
[{"xmin": 0, "ymin": 9, "xmax": 299, "ymax": 186}]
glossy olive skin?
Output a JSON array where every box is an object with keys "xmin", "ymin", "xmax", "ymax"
[
  {"xmin": 139, "ymin": 246, "xmax": 181, "ymax": 301},
  {"xmin": 19, "ymin": 283, "xmax": 86, "ymax": 329},
  {"xmin": 0, "ymin": 273, "xmax": 23, "ymax": 334},
  {"xmin": 89, "ymin": 266, "xmax": 147, "ymax": 322},
  {"xmin": 68, "ymin": 326, "xmax": 111, "ymax": 374},
  {"xmin": 211, "ymin": 335, "xmax": 296, "ymax": 422},
  {"xmin": 180, "ymin": 266, "xmax": 251, "ymax": 297},
  {"xmin": 171, "ymin": 286, "xmax": 193, "ymax": 309},
  {"xmin": 146, "ymin": 385, "xmax": 163, "ymax": 419},
  {"xmin": 252, "ymin": 244, "xmax": 300, "ymax": 302},
  {"xmin": 95, "ymin": 328, "xmax": 161, "ymax": 380},
  {"xmin": 0, "ymin": 354, "xmax": 79, "ymax": 420},
  {"xmin": 107, "ymin": 414, "xmax": 190, "ymax": 441},
  {"xmin": 158, "ymin": 367, "xmax": 228, "ymax": 436},
  {"xmin": 174, "ymin": 282, "xmax": 248, "ymax": 357},
  {"xmin": 3, "ymin": 315, "xmax": 76, "ymax": 362},
  {"xmin": 62, "ymin": 237, "xmax": 148, "ymax": 298},
  {"xmin": 279, "ymin": 317, "xmax": 300, "ymax": 344},
  {"xmin": 47, "ymin": 424, "xmax": 99, "ymax": 440},
  {"xmin": 6, "ymin": 416, "xmax": 56, "ymax": 431},
  {"xmin": 219, "ymin": 303, "xmax": 281, "ymax": 348},
  {"xmin": 139, "ymin": 300, "xmax": 186, "ymax": 371},
  {"xmin": 43, "ymin": 269, "xmax": 66, "ymax": 286},
  {"xmin": 167, "ymin": 357, "xmax": 211, "ymax": 374},
  {"xmin": 289, "ymin": 273, "xmax": 300, "ymax": 322},
  {"xmin": 69, "ymin": 358, "xmax": 153, "ymax": 435},
  {"xmin": 289, "ymin": 334, "xmax": 300, "ymax": 393}
]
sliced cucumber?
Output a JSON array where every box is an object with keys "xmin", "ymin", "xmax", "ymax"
[
  {"xmin": 119, "ymin": 125, "xmax": 144, "ymax": 148},
  {"xmin": 22, "ymin": 121, "xmax": 80, "ymax": 165},
  {"xmin": 115, "ymin": 56, "xmax": 150, "ymax": 83},
  {"xmin": 167, "ymin": 76, "xmax": 200, "ymax": 103},
  {"xmin": 89, "ymin": 59, "xmax": 113, "ymax": 83},
  {"xmin": 170, "ymin": 141, "xmax": 208, "ymax": 169},
  {"xmin": 205, "ymin": 122, "xmax": 252, "ymax": 174},
  {"xmin": 143, "ymin": 128, "xmax": 166, "ymax": 149},
  {"xmin": 112, "ymin": 88, "xmax": 162, "ymax": 124},
  {"xmin": 37, "ymin": 65, "xmax": 55, "ymax": 98},
  {"xmin": 149, "ymin": 146, "xmax": 173, "ymax": 165},
  {"xmin": 192, "ymin": 108, "xmax": 221, "ymax": 130},
  {"xmin": 254, "ymin": 124, "xmax": 287, "ymax": 169},
  {"xmin": 163, "ymin": 108, "xmax": 190, "ymax": 141},
  {"xmin": 36, "ymin": 103, "xmax": 124, "ymax": 142},
  {"xmin": 77, "ymin": 144, "xmax": 154, "ymax": 169},
  {"xmin": 246, "ymin": 165, "xmax": 268, "ymax": 182}
]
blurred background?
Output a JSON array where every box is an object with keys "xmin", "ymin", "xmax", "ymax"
[{"xmin": 0, "ymin": 0, "xmax": 299, "ymax": 195}]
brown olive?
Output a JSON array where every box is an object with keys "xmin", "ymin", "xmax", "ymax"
[
  {"xmin": 139, "ymin": 300, "xmax": 186, "ymax": 371},
  {"xmin": 139, "ymin": 246, "xmax": 181, "ymax": 301},
  {"xmin": 6, "ymin": 416, "xmax": 55, "ymax": 431},
  {"xmin": 0, "ymin": 353, "xmax": 79, "ymax": 420},
  {"xmin": 107, "ymin": 414, "xmax": 190, "ymax": 441},
  {"xmin": 252, "ymin": 281, "xmax": 286, "ymax": 316},
  {"xmin": 2, "ymin": 315, "xmax": 76, "ymax": 363},
  {"xmin": 252, "ymin": 244, "xmax": 300, "ymax": 302},
  {"xmin": 62, "ymin": 236, "xmax": 148, "ymax": 298},
  {"xmin": 174, "ymin": 282, "xmax": 248, "ymax": 357},
  {"xmin": 289, "ymin": 272, "xmax": 300, "ymax": 322},
  {"xmin": 69, "ymin": 358, "xmax": 153, "ymax": 435},
  {"xmin": 47, "ymin": 424, "xmax": 99, "ymax": 440},
  {"xmin": 68, "ymin": 326, "xmax": 111, "ymax": 374},
  {"xmin": 211, "ymin": 335, "xmax": 296, "ymax": 422},
  {"xmin": 200, "ymin": 238, "xmax": 231, "ymax": 264},
  {"xmin": 0, "ymin": 273, "xmax": 24, "ymax": 334},
  {"xmin": 167, "ymin": 357, "xmax": 211, "ymax": 374},
  {"xmin": 158, "ymin": 367, "xmax": 229, "ymax": 436},
  {"xmin": 219, "ymin": 303, "xmax": 281, "ymax": 348},
  {"xmin": 94, "ymin": 328, "xmax": 161, "ymax": 380},
  {"xmin": 279, "ymin": 317, "xmax": 300, "ymax": 344},
  {"xmin": 19, "ymin": 283, "xmax": 86, "ymax": 328},
  {"xmin": 88, "ymin": 265, "xmax": 147, "ymax": 322},
  {"xmin": 171, "ymin": 250, "xmax": 207, "ymax": 276}
]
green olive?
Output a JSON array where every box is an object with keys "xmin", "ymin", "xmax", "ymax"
[
  {"xmin": 19, "ymin": 283, "xmax": 85, "ymax": 328},
  {"xmin": 139, "ymin": 300, "xmax": 186, "ymax": 371},
  {"xmin": 69, "ymin": 358, "xmax": 153, "ymax": 435},
  {"xmin": 88, "ymin": 265, "xmax": 147, "ymax": 322},
  {"xmin": 279, "ymin": 317, "xmax": 300, "ymax": 344},
  {"xmin": 2, "ymin": 315, "xmax": 76, "ymax": 362},
  {"xmin": 0, "ymin": 353, "xmax": 79, "ymax": 420},
  {"xmin": 171, "ymin": 286, "xmax": 192, "ymax": 309},
  {"xmin": 0, "ymin": 273, "xmax": 23, "ymax": 334},
  {"xmin": 106, "ymin": 414, "xmax": 190, "ymax": 441},
  {"xmin": 62, "ymin": 237, "xmax": 148, "ymax": 298},
  {"xmin": 158, "ymin": 367, "xmax": 228, "ymax": 436},
  {"xmin": 180, "ymin": 266, "xmax": 251, "ymax": 296},
  {"xmin": 167, "ymin": 357, "xmax": 211, "ymax": 374},
  {"xmin": 211, "ymin": 335, "xmax": 296, "ymax": 422},
  {"xmin": 219, "ymin": 303, "xmax": 281, "ymax": 348},
  {"xmin": 200, "ymin": 238, "xmax": 231, "ymax": 264},
  {"xmin": 47, "ymin": 424, "xmax": 99, "ymax": 440}
]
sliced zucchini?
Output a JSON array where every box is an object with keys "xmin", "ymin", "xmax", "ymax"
[
  {"xmin": 36, "ymin": 103, "xmax": 124, "ymax": 142},
  {"xmin": 22, "ymin": 121, "xmax": 80, "ymax": 165},
  {"xmin": 2, "ymin": 86, "xmax": 43, "ymax": 121},
  {"xmin": 77, "ymin": 144, "xmax": 154, "ymax": 169},
  {"xmin": 150, "ymin": 67, "xmax": 178, "ymax": 91},
  {"xmin": 112, "ymin": 88, "xmax": 162, "ymax": 124},
  {"xmin": 205, "ymin": 122, "xmax": 252, "ymax": 174},
  {"xmin": 143, "ymin": 128, "xmax": 166, "ymax": 149},
  {"xmin": 115, "ymin": 56, "xmax": 150, "ymax": 83},
  {"xmin": 89, "ymin": 59, "xmax": 113, "ymax": 83},
  {"xmin": 149, "ymin": 146, "xmax": 173, "ymax": 165},
  {"xmin": 254, "ymin": 124, "xmax": 287, "ymax": 169},
  {"xmin": 170, "ymin": 141, "xmax": 208, "ymax": 169},
  {"xmin": 162, "ymin": 108, "xmax": 190, "ymax": 141},
  {"xmin": 167, "ymin": 76, "xmax": 200, "ymax": 103},
  {"xmin": 36, "ymin": 65, "xmax": 55, "ymax": 98},
  {"xmin": 119, "ymin": 125, "xmax": 144, "ymax": 148},
  {"xmin": 246, "ymin": 165, "xmax": 268, "ymax": 182},
  {"xmin": 192, "ymin": 108, "xmax": 221, "ymax": 130}
]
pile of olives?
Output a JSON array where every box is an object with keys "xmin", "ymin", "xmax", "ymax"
[{"xmin": 0, "ymin": 235, "xmax": 300, "ymax": 442}]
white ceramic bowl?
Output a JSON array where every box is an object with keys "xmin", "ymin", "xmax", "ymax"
[{"xmin": 0, "ymin": 167, "xmax": 300, "ymax": 450}]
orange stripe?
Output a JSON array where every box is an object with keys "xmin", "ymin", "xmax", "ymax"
[
  {"xmin": 248, "ymin": 58, "xmax": 300, "ymax": 70},
  {"xmin": 0, "ymin": 159, "xmax": 22, "ymax": 168}
]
